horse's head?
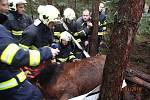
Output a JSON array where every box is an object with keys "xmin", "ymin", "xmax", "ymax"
[{"xmin": 37, "ymin": 63, "xmax": 64, "ymax": 86}]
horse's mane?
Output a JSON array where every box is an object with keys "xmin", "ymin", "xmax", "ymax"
[{"xmin": 38, "ymin": 63, "xmax": 64, "ymax": 85}]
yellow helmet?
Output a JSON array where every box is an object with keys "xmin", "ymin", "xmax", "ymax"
[
  {"xmin": 38, "ymin": 5, "xmax": 60, "ymax": 26},
  {"xmin": 8, "ymin": 0, "xmax": 27, "ymax": 11},
  {"xmin": 60, "ymin": 31, "xmax": 72, "ymax": 42},
  {"xmin": 63, "ymin": 8, "xmax": 76, "ymax": 20}
]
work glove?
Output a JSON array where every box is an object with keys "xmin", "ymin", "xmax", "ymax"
[{"xmin": 50, "ymin": 47, "xmax": 60, "ymax": 57}]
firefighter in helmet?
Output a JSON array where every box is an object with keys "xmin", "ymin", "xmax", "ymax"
[
  {"xmin": 54, "ymin": 8, "xmax": 77, "ymax": 42},
  {"xmin": 0, "ymin": 0, "xmax": 59, "ymax": 99},
  {"xmin": 20, "ymin": 5, "xmax": 60, "ymax": 49},
  {"xmin": 52, "ymin": 31, "xmax": 78, "ymax": 63},
  {"xmin": 4, "ymin": 0, "xmax": 33, "ymax": 42}
]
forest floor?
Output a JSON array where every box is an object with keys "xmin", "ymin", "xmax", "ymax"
[
  {"xmin": 130, "ymin": 35, "xmax": 150, "ymax": 74},
  {"xmin": 128, "ymin": 34, "xmax": 150, "ymax": 100}
]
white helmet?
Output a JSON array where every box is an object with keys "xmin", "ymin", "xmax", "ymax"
[
  {"xmin": 8, "ymin": 0, "xmax": 27, "ymax": 11},
  {"xmin": 60, "ymin": 31, "xmax": 72, "ymax": 41},
  {"xmin": 63, "ymin": 8, "xmax": 76, "ymax": 20},
  {"xmin": 38, "ymin": 5, "xmax": 60, "ymax": 26}
]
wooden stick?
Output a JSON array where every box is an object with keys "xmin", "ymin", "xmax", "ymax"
[
  {"xmin": 126, "ymin": 76, "xmax": 150, "ymax": 89},
  {"xmin": 126, "ymin": 67, "xmax": 150, "ymax": 83}
]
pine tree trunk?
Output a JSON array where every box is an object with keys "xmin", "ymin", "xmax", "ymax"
[
  {"xmin": 99, "ymin": 0, "xmax": 145, "ymax": 99},
  {"xmin": 68, "ymin": 0, "xmax": 76, "ymax": 10},
  {"xmin": 47, "ymin": 0, "xmax": 53, "ymax": 4},
  {"xmin": 28, "ymin": 0, "xmax": 33, "ymax": 19},
  {"xmin": 148, "ymin": 6, "xmax": 150, "ymax": 13},
  {"xmin": 89, "ymin": 0, "xmax": 99, "ymax": 56}
]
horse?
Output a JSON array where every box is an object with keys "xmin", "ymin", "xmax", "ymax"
[{"xmin": 37, "ymin": 55, "xmax": 106, "ymax": 100}]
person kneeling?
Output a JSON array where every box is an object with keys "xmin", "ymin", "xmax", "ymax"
[{"xmin": 52, "ymin": 31, "xmax": 79, "ymax": 63}]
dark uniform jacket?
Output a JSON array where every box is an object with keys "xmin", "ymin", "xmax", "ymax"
[
  {"xmin": 4, "ymin": 11, "xmax": 32, "ymax": 41},
  {"xmin": 53, "ymin": 20, "xmax": 76, "ymax": 42},
  {"xmin": 75, "ymin": 17, "xmax": 91, "ymax": 42},
  {"xmin": 20, "ymin": 19, "xmax": 54, "ymax": 49},
  {"xmin": 52, "ymin": 42, "xmax": 75, "ymax": 63},
  {"xmin": 0, "ymin": 14, "xmax": 53, "ymax": 90},
  {"xmin": 98, "ymin": 12, "xmax": 106, "ymax": 32}
]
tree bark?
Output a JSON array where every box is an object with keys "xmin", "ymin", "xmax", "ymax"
[
  {"xmin": 47, "ymin": 0, "xmax": 53, "ymax": 4},
  {"xmin": 89, "ymin": 0, "xmax": 99, "ymax": 56},
  {"xmin": 148, "ymin": 6, "xmax": 150, "ymax": 13},
  {"xmin": 68, "ymin": 0, "xmax": 76, "ymax": 10},
  {"xmin": 99, "ymin": 0, "xmax": 145, "ymax": 99},
  {"xmin": 28, "ymin": 0, "xmax": 33, "ymax": 19}
]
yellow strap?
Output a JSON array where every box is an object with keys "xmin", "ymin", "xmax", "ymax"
[
  {"xmin": 98, "ymin": 32, "xmax": 108, "ymax": 36},
  {"xmin": 12, "ymin": 30, "xmax": 23, "ymax": 36},
  {"xmin": 69, "ymin": 54, "xmax": 75, "ymax": 60},
  {"xmin": 103, "ymin": 21, "xmax": 107, "ymax": 25},
  {"xmin": 30, "ymin": 45, "xmax": 38, "ymax": 50},
  {"xmin": 74, "ymin": 32, "xmax": 80, "ymax": 36},
  {"xmin": 54, "ymin": 32, "xmax": 61, "ymax": 37},
  {"xmin": 17, "ymin": 71, "xmax": 27, "ymax": 82},
  {"xmin": 0, "ymin": 71, "xmax": 26, "ymax": 90},
  {"xmin": 77, "ymin": 39, "xmax": 81, "ymax": 42},
  {"xmin": 103, "ymin": 27, "xmax": 107, "ymax": 31},
  {"xmin": 29, "ymin": 50, "xmax": 40, "ymax": 66},
  {"xmin": 57, "ymin": 57, "xmax": 68, "ymax": 62},
  {"xmin": 19, "ymin": 44, "xmax": 30, "ymax": 49},
  {"xmin": 19, "ymin": 44, "xmax": 38, "ymax": 50},
  {"xmin": 1, "ymin": 44, "xmax": 20, "ymax": 65},
  {"xmin": 99, "ymin": 21, "xmax": 107, "ymax": 26}
]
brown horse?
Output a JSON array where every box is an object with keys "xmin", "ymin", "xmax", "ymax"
[{"xmin": 37, "ymin": 55, "xmax": 106, "ymax": 100}]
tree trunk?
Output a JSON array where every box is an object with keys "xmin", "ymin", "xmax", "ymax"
[
  {"xmin": 148, "ymin": 6, "xmax": 150, "ymax": 13},
  {"xmin": 74, "ymin": 0, "xmax": 77, "ymax": 13},
  {"xmin": 99, "ymin": 0, "xmax": 145, "ymax": 99},
  {"xmin": 28, "ymin": 0, "xmax": 33, "ymax": 19},
  {"xmin": 47, "ymin": 0, "xmax": 53, "ymax": 4},
  {"xmin": 68, "ymin": 0, "xmax": 76, "ymax": 10},
  {"xmin": 89, "ymin": 0, "xmax": 99, "ymax": 56}
]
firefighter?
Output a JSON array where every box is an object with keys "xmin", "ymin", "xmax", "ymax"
[
  {"xmin": 0, "ymin": 0, "xmax": 59, "ymax": 99},
  {"xmin": 20, "ymin": 5, "xmax": 60, "ymax": 49},
  {"xmin": 75, "ymin": 9, "xmax": 92, "ymax": 48},
  {"xmin": 54, "ymin": 8, "xmax": 76, "ymax": 42},
  {"xmin": 4, "ymin": 0, "xmax": 33, "ymax": 42},
  {"xmin": 51, "ymin": 31, "xmax": 78, "ymax": 63},
  {"xmin": 74, "ymin": 9, "xmax": 92, "ymax": 58},
  {"xmin": 98, "ymin": 2, "xmax": 107, "ymax": 52}
]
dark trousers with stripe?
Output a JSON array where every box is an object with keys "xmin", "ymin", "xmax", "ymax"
[{"xmin": 0, "ymin": 80, "xmax": 43, "ymax": 100}]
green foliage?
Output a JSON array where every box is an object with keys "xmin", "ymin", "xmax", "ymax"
[
  {"xmin": 138, "ymin": 14, "xmax": 150, "ymax": 35},
  {"xmin": 25, "ymin": 0, "xmax": 92, "ymax": 19},
  {"xmin": 146, "ymin": 0, "xmax": 150, "ymax": 5},
  {"xmin": 24, "ymin": 0, "xmax": 150, "ymax": 36}
]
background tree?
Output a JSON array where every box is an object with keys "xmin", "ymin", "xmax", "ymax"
[
  {"xmin": 47, "ymin": 0, "xmax": 53, "ymax": 4},
  {"xmin": 99, "ymin": 0, "xmax": 145, "ymax": 99},
  {"xmin": 89, "ymin": 0, "xmax": 99, "ymax": 56}
]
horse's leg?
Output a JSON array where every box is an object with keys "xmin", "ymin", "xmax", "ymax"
[{"xmin": 59, "ymin": 94, "xmax": 72, "ymax": 100}]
